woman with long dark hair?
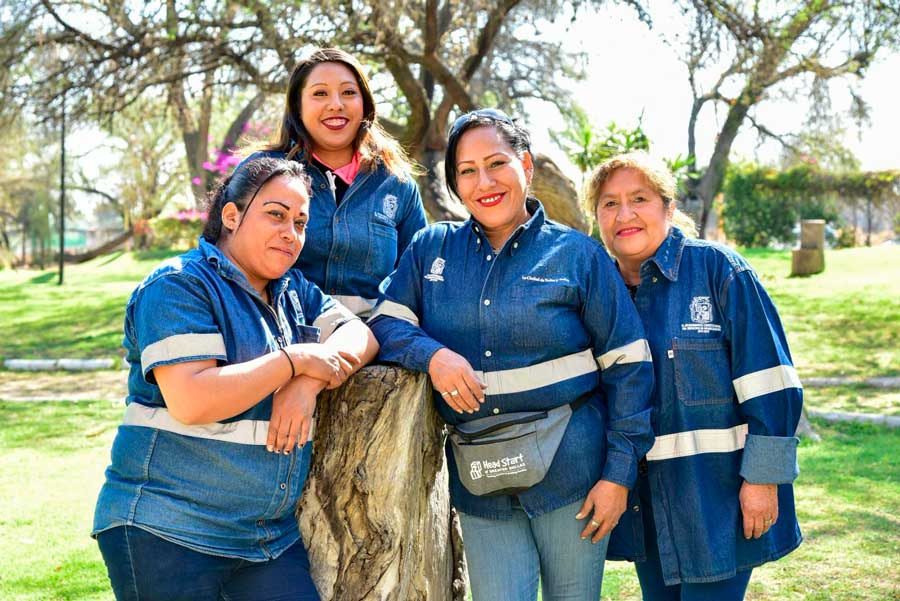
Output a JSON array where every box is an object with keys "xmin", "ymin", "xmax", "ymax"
[{"xmin": 246, "ymin": 48, "xmax": 427, "ymax": 317}]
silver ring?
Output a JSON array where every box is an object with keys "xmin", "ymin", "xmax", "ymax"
[
  {"xmin": 449, "ymin": 390, "xmax": 460, "ymax": 397},
  {"xmin": 440, "ymin": 391, "xmax": 449, "ymax": 396},
  {"xmin": 590, "ymin": 519, "xmax": 600, "ymax": 528}
]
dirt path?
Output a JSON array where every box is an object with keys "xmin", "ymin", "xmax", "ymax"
[{"xmin": 0, "ymin": 370, "xmax": 127, "ymax": 402}]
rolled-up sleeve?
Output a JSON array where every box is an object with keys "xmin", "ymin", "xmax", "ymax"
[{"xmin": 723, "ymin": 268, "xmax": 802, "ymax": 484}]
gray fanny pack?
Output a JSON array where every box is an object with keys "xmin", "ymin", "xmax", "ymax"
[{"xmin": 448, "ymin": 396, "xmax": 588, "ymax": 497}]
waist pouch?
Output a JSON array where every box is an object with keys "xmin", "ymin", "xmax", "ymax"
[{"xmin": 448, "ymin": 395, "xmax": 588, "ymax": 497}]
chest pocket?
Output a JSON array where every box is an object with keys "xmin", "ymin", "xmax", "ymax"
[
  {"xmin": 366, "ymin": 220, "xmax": 399, "ymax": 278},
  {"xmin": 671, "ymin": 337, "xmax": 733, "ymax": 406},
  {"xmin": 506, "ymin": 282, "xmax": 579, "ymax": 351}
]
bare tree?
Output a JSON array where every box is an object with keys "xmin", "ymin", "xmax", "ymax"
[
  {"xmin": 2, "ymin": 0, "xmax": 648, "ymax": 217},
  {"xmin": 675, "ymin": 0, "xmax": 899, "ymax": 236}
]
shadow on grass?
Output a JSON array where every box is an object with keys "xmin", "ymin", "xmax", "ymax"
[
  {"xmin": 97, "ymin": 250, "xmax": 125, "ymax": 266},
  {"xmin": 28, "ymin": 271, "xmax": 57, "ymax": 285}
]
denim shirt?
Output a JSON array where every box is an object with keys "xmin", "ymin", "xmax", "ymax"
[
  {"xmin": 607, "ymin": 227, "xmax": 803, "ymax": 584},
  {"xmin": 92, "ymin": 238, "xmax": 357, "ymax": 561},
  {"xmin": 243, "ymin": 151, "xmax": 427, "ymax": 316},
  {"xmin": 368, "ymin": 200, "xmax": 655, "ymax": 519}
]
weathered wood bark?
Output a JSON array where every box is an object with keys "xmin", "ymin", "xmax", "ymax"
[
  {"xmin": 298, "ymin": 365, "xmax": 467, "ymax": 601},
  {"xmin": 531, "ymin": 154, "xmax": 591, "ymax": 234}
]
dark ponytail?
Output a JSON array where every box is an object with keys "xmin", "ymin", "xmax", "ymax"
[{"xmin": 202, "ymin": 157, "xmax": 310, "ymax": 243}]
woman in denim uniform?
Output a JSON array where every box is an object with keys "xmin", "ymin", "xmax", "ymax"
[
  {"xmin": 368, "ymin": 110, "xmax": 655, "ymax": 601},
  {"xmin": 587, "ymin": 152, "xmax": 802, "ymax": 600},
  {"xmin": 246, "ymin": 47, "xmax": 427, "ymax": 317},
  {"xmin": 93, "ymin": 157, "xmax": 378, "ymax": 600}
]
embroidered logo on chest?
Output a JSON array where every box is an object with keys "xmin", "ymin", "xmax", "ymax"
[
  {"xmin": 425, "ymin": 257, "xmax": 446, "ymax": 282},
  {"xmin": 681, "ymin": 296, "xmax": 721, "ymax": 333},
  {"xmin": 383, "ymin": 195, "xmax": 398, "ymax": 220}
]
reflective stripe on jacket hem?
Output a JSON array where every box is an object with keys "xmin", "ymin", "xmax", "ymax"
[
  {"xmin": 122, "ymin": 403, "xmax": 314, "ymax": 445},
  {"xmin": 474, "ymin": 349, "xmax": 597, "ymax": 396}
]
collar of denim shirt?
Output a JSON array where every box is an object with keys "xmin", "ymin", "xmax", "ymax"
[
  {"xmin": 466, "ymin": 197, "xmax": 545, "ymax": 256},
  {"xmin": 642, "ymin": 225, "xmax": 687, "ymax": 283},
  {"xmin": 196, "ymin": 236, "xmax": 291, "ymax": 301}
]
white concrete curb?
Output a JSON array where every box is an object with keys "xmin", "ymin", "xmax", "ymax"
[
  {"xmin": 808, "ymin": 410, "xmax": 900, "ymax": 429},
  {"xmin": 4, "ymin": 358, "xmax": 118, "ymax": 371}
]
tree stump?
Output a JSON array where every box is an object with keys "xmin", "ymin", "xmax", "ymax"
[{"xmin": 297, "ymin": 365, "xmax": 467, "ymax": 601}]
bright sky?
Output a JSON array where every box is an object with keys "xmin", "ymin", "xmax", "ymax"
[{"xmin": 526, "ymin": 3, "xmax": 900, "ymax": 183}]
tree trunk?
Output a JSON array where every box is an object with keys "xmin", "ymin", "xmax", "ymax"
[
  {"xmin": 298, "ymin": 365, "xmax": 467, "ymax": 601},
  {"xmin": 530, "ymin": 154, "xmax": 590, "ymax": 234},
  {"xmin": 69, "ymin": 229, "xmax": 134, "ymax": 263},
  {"xmin": 419, "ymin": 148, "xmax": 468, "ymax": 222}
]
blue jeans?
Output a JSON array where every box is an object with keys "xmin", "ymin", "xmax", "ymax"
[
  {"xmin": 96, "ymin": 526, "xmax": 320, "ymax": 601},
  {"xmin": 634, "ymin": 477, "xmax": 751, "ymax": 601},
  {"xmin": 458, "ymin": 499, "xmax": 608, "ymax": 601}
]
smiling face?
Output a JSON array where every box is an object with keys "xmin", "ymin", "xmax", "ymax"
[
  {"xmin": 299, "ymin": 62, "xmax": 364, "ymax": 166},
  {"xmin": 218, "ymin": 176, "xmax": 310, "ymax": 295},
  {"xmin": 595, "ymin": 167, "xmax": 672, "ymax": 270},
  {"xmin": 454, "ymin": 125, "xmax": 533, "ymax": 248}
]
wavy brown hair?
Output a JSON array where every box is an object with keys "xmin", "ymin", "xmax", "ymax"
[
  {"xmin": 584, "ymin": 151, "xmax": 698, "ymax": 237},
  {"xmin": 254, "ymin": 48, "xmax": 416, "ymax": 180}
]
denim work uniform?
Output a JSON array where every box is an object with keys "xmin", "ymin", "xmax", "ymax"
[
  {"xmin": 243, "ymin": 150, "xmax": 427, "ymax": 316},
  {"xmin": 92, "ymin": 237, "xmax": 357, "ymax": 561},
  {"xmin": 368, "ymin": 200, "xmax": 656, "ymax": 519},
  {"xmin": 607, "ymin": 227, "xmax": 803, "ymax": 586}
]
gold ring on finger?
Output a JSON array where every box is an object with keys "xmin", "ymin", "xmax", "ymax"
[
  {"xmin": 450, "ymin": 390, "xmax": 460, "ymax": 396},
  {"xmin": 590, "ymin": 519, "xmax": 600, "ymax": 527}
]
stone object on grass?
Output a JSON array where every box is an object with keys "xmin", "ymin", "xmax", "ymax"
[{"xmin": 791, "ymin": 219, "xmax": 825, "ymax": 276}]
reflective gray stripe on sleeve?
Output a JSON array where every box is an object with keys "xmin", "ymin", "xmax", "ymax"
[
  {"xmin": 122, "ymin": 403, "xmax": 315, "ymax": 445},
  {"xmin": 313, "ymin": 303, "xmax": 359, "ymax": 341},
  {"xmin": 141, "ymin": 333, "xmax": 226, "ymax": 370},
  {"xmin": 732, "ymin": 365, "xmax": 802, "ymax": 404},
  {"xmin": 367, "ymin": 299, "xmax": 420, "ymax": 327},
  {"xmin": 646, "ymin": 423, "xmax": 748, "ymax": 461},
  {"xmin": 596, "ymin": 339, "xmax": 652, "ymax": 370},
  {"xmin": 474, "ymin": 349, "xmax": 598, "ymax": 396},
  {"xmin": 332, "ymin": 294, "xmax": 378, "ymax": 318}
]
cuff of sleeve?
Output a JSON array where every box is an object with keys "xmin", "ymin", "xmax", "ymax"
[
  {"xmin": 601, "ymin": 450, "xmax": 638, "ymax": 489},
  {"xmin": 407, "ymin": 339, "xmax": 446, "ymax": 374},
  {"xmin": 740, "ymin": 434, "xmax": 800, "ymax": 484}
]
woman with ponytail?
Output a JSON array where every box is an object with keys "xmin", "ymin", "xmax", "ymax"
[
  {"xmin": 585, "ymin": 152, "xmax": 802, "ymax": 600},
  {"xmin": 92, "ymin": 157, "xmax": 378, "ymax": 601},
  {"xmin": 246, "ymin": 48, "xmax": 427, "ymax": 317}
]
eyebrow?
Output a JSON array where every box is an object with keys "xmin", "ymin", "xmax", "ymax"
[
  {"xmin": 263, "ymin": 200, "xmax": 308, "ymax": 217},
  {"xmin": 307, "ymin": 81, "xmax": 358, "ymax": 88},
  {"xmin": 456, "ymin": 152, "xmax": 509, "ymax": 166}
]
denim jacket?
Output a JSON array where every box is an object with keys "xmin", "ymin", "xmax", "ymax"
[
  {"xmin": 368, "ymin": 200, "xmax": 655, "ymax": 519},
  {"xmin": 243, "ymin": 151, "xmax": 427, "ymax": 316},
  {"xmin": 92, "ymin": 238, "xmax": 357, "ymax": 561},
  {"xmin": 607, "ymin": 227, "xmax": 803, "ymax": 584}
]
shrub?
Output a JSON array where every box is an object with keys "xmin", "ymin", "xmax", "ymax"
[{"xmin": 148, "ymin": 210, "xmax": 206, "ymax": 250}]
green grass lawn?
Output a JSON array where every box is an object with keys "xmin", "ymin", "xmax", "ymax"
[
  {"xmin": 742, "ymin": 246, "xmax": 900, "ymax": 380},
  {"xmin": 1, "ymin": 401, "xmax": 896, "ymax": 601},
  {"xmin": 0, "ymin": 250, "xmax": 179, "ymax": 362}
]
